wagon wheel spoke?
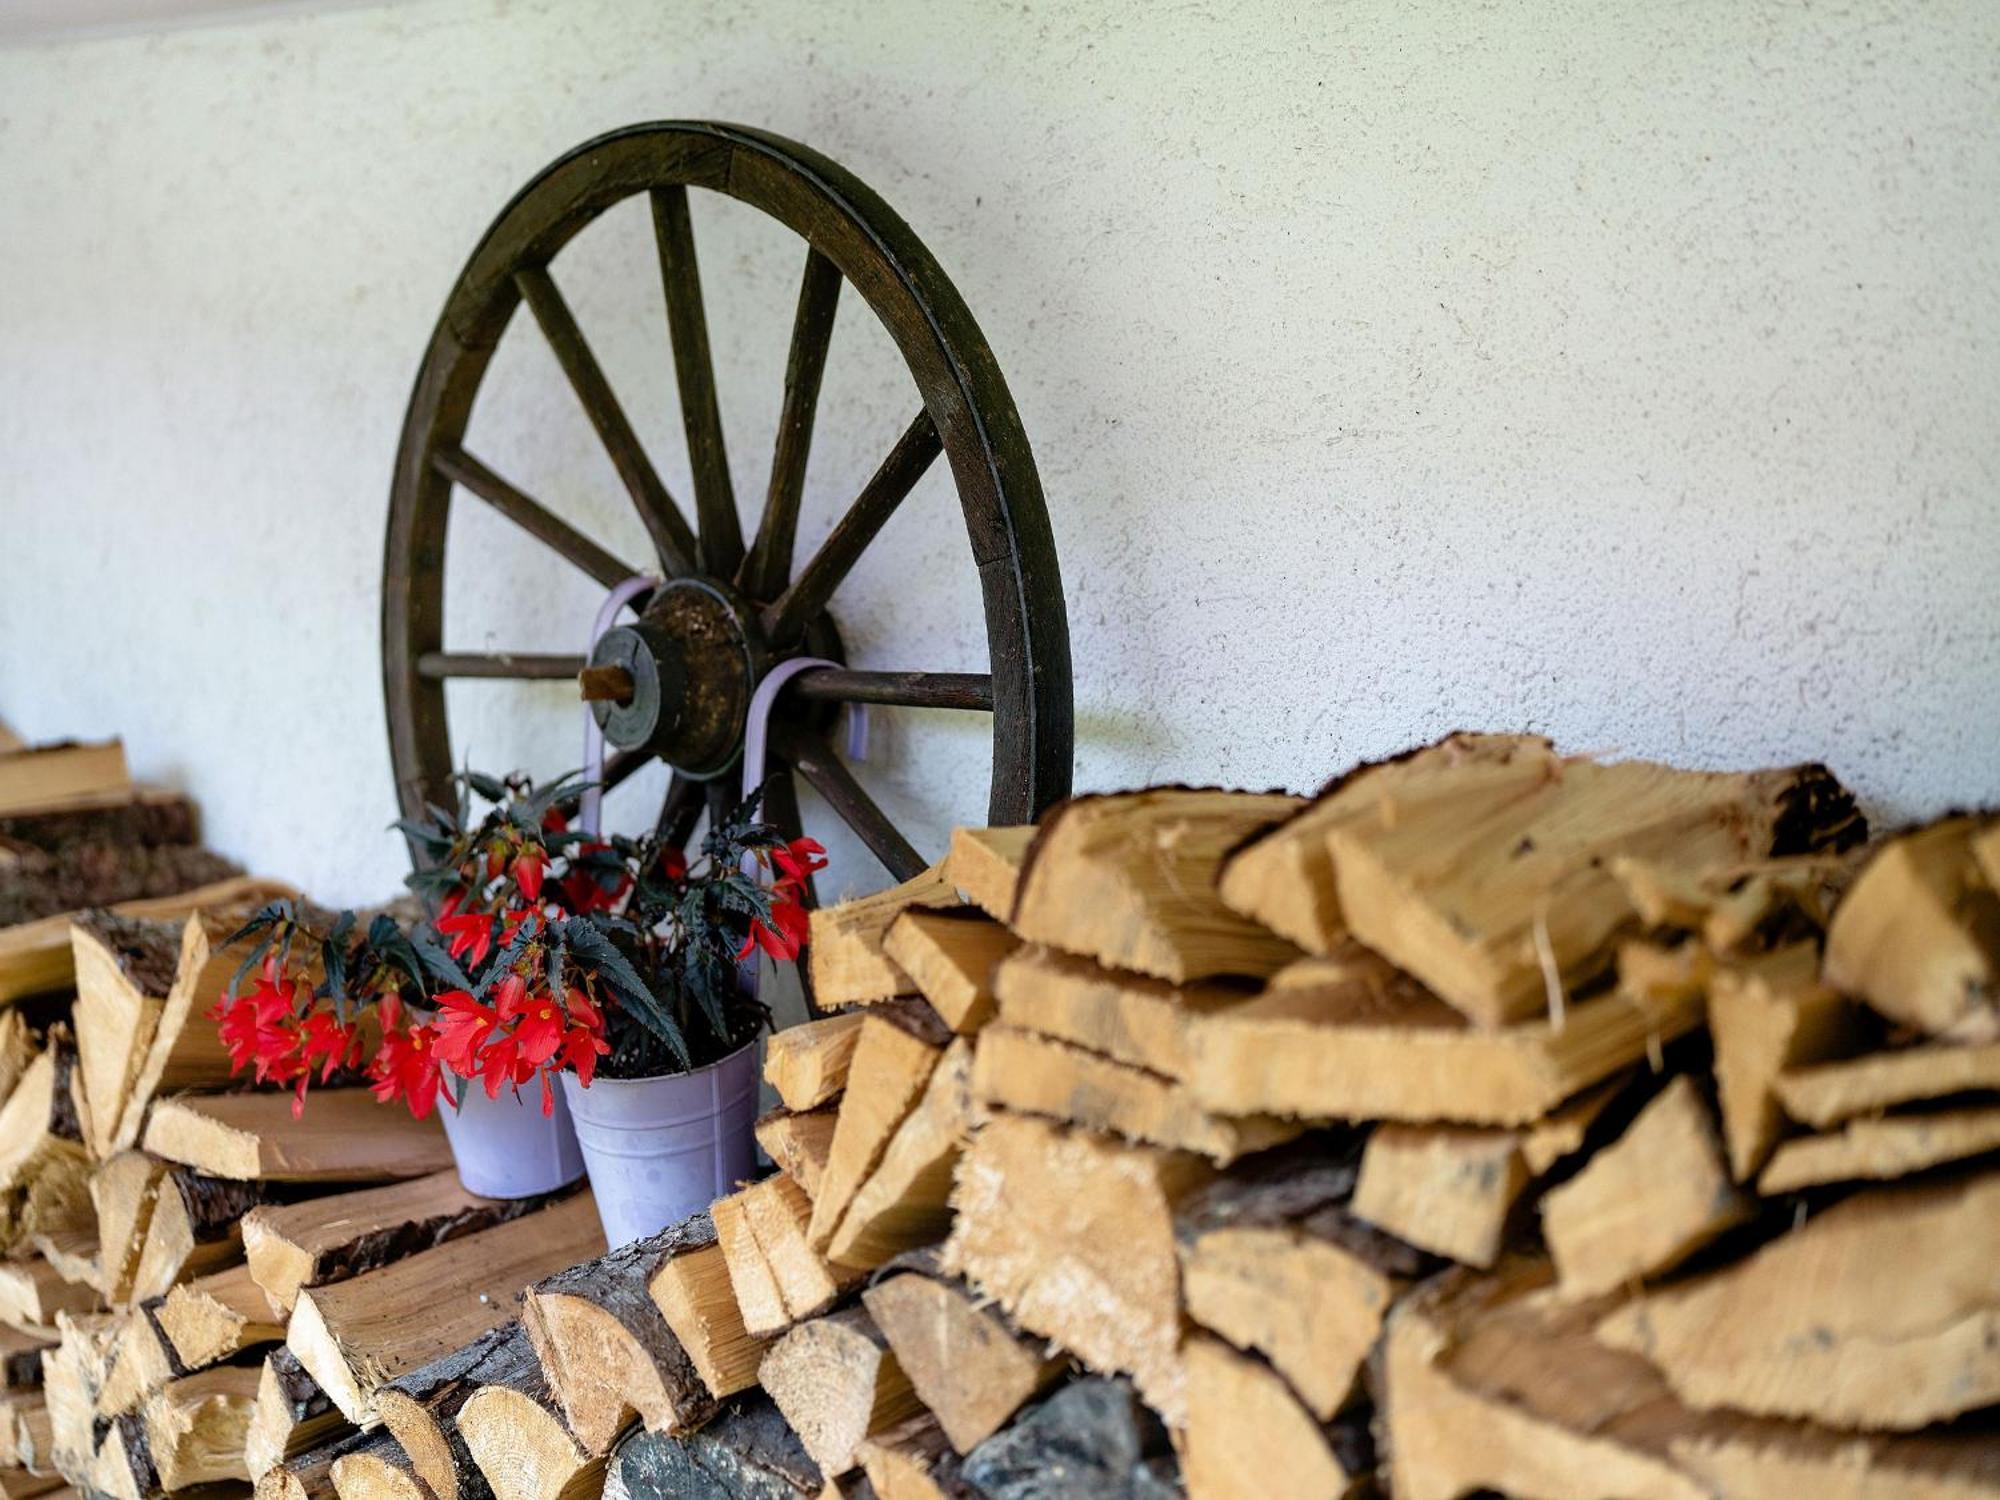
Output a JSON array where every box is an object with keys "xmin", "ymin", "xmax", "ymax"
[
  {"xmin": 416, "ymin": 651, "xmax": 588, "ymax": 681},
  {"xmin": 514, "ymin": 263, "xmax": 697, "ymax": 577},
  {"xmin": 740, "ymin": 248, "xmax": 842, "ymax": 600},
  {"xmin": 759, "ymin": 409, "xmax": 942, "ymax": 645},
  {"xmin": 651, "ymin": 187, "xmax": 743, "ymax": 579},
  {"xmin": 431, "ymin": 445, "xmax": 644, "ymax": 593},
  {"xmin": 655, "ymin": 771, "xmax": 705, "ymax": 848},
  {"xmin": 785, "ymin": 669, "xmax": 993, "ymax": 712},
  {"xmin": 771, "ymin": 722, "xmax": 926, "ymax": 881}
]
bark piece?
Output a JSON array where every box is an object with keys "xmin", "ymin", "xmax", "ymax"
[
  {"xmin": 1193, "ymin": 939, "xmax": 1705, "ymax": 1126},
  {"xmin": 1012, "ymin": 789, "xmax": 1305, "ymax": 983},
  {"xmin": 158, "ymin": 1263, "xmax": 283, "ymax": 1368},
  {"xmin": 1758, "ymin": 1104, "xmax": 2000, "ymax": 1193},
  {"xmin": 958, "ymin": 1378, "xmax": 1178, "ymax": 1500},
  {"xmin": 970, "ymin": 1025, "xmax": 1295, "ymax": 1167},
  {"xmin": 1182, "ymin": 1335, "xmax": 1371, "ymax": 1500},
  {"xmin": 375, "ymin": 1322, "xmax": 535, "ymax": 1500},
  {"xmin": 606, "ymin": 1389, "xmax": 820, "ymax": 1500},
  {"xmin": 759, "ymin": 1308, "xmax": 920, "ymax": 1478},
  {"xmin": 457, "ymin": 1380, "xmax": 603, "ymax": 1500},
  {"xmin": 91, "ymin": 1153, "xmax": 169, "ymax": 1306},
  {"xmin": 245, "ymin": 1349, "xmax": 346, "ymax": 1482},
  {"xmin": 1542, "ymin": 1076, "xmax": 1750, "ymax": 1298},
  {"xmin": 1775, "ymin": 1039, "xmax": 2000, "ymax": 1128},
  {"xmin": 0, "ymin": 742, "xmax": 130, "ymax": 817},
  {"xmin": 753, "ymin": 1110, "xmax": 836, "ymax": 1202},
  {"xmin": 763, "ymin": 1015, "xmax": 866, "ymax": 1114},
  {"xmin": 1176, "ymin": 1147, "xmax": 1430, "ymax": 1419},
  {"xmin": 287, "ymin": 1191, "xmax": 603, "ymax": 1423},
  {"xmin": 807, "ymin": 1017, "xmax": 944, "ymax": 1253},
  {"xmin": 829, "ymin": 1040, "xmax": 974, "ymax": 1268},
  {"xmin": 879, "ymin": 911, "xmax": 1016, "ymax": 1035},
  {"xmin": 861, "ymin": 1272, "xmax": 1061, "ymax": 1455},
  {"xmin": 141, "ymin": 1364, "xmax": 260, "ymax": 1488},
  {"xmin": 130, "ymin": 1169, "xmax": 264, "ymax": 1303},
  {"xmin": 1598, "ymin": 1170, "xmax": 2000, "ymax": 1429},
  {"xmin": 942, "ymin": 1112, "xmax": 1211, "ymax": 1428},
  {"xmin": 1326, "ymin": 753, "xmax": 1862, "ymax": 1026},
  {"xmin": 243, "ymin": 1170, "xmax": 557, "ymax": 1315},
  {"xmin": 941, "ymin": 827, "xmax": 1033, "ymax": 924},
  {"xmin": 144, "ymin": 1090, "xmax": 452, "ymax": 1183},
  {"xmin": 992, "ymin": 945, "xmax": 1258, "ymax": 1082},
  {"xmin": 520, "ymin": 1213, "xmax": 717, "ymax": 1456},
  {"xmin": 807, "ymin": 868, "xmax": 959, "ymax": 1009},
  {"xmin": 1709, "ymin": 942, "xmax": 1865, "ymax": 1180},
  {"xmin": 647, "ymin": 1224, "xmax": 768, "ymax": 1405},
  {"xmin": 1824, "ymin": 816, "xmax": 2000, "ymax": 1041}
]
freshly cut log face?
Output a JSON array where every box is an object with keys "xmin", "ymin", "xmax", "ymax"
[
  {"xmin": 942, "ymin": 826, "xmax": 1035, "ymax": 922},
  {"xmin": 807, "ymin": 1012, "xmax": 945, "ymax": 1252},
  {"xmin": 245, "ymin": 1348, "xmax": 345, "ymax": 1481},
  {"xmin": 1351, "ymin": 1125, "xmax": 1525, "ymax": 1270},
  {"xmin": 375, "ymin": 1321, "xmax": 535, "ymax": 1500},
  {"xmin": 1823, "ymin": 816, "xmax": 2000, "ymax": 1041},
  {"xmin": 287, "ymin": 1191, "xmax": 604, "ymax": 1423},
  {"xmin": 158, "ymin": 1262, "xmax": 284, "ymax": 1369},
  {"xmin": 1325, "ymin": 752, "xmax": 1863, "ymax": 1026},
  {"xmin": 1707, "ymin": 943, "xmax": 1863, "ymax": 1180},
  {"xmin": 329, "ymin": 1444, "xmax": 433, "ymax": 1500},
  {"xmin": 992, "ymin": 945, "xmax": 1257, "ymax": 1081},
  {"xmin": 129, "ymin": 1167, "xmax": 263, "ymax": 1303},
  {"xmin": 243, "ymin": 1168, "xmax": 556, "ymax": 1314},
  {"xmin": 1757, "ymin": 1105, "xmax": 2000, "ymax": 1194},
  {"xmin": 758, "ymin": 1306, "xmax": 921, "ymax": 1478},
  {"xmin": 970, "ymin": 1024, "xmax": 1296, "ymax": 1166},
  {"xmin": 1541, "ymin": 1077, "xmax": 1750, "ymax": 1299},
  {"xmin": 458, "ymin": 1381, "xmax": 603, "ymax": 1500},
  {"xmin": 1774, "ymin": 1039, "xmax": 2000, "ymax": 1128},
  {"xmin": 1182, "ymin": 1335, "xmax": 1372, "ymax": 1500},
  {"xmin": 862, "ymin": 1269, "xmax": 1063, "ymax": 1455},
  {"xmin": 257, "ymin": 1423, "xmax": 406, "ymax": 1500},
  {"xmin": 828, "ymin": 1037, "xmax": 975, "ymax": 1268},
  {"xmin": 142, "ymin": 1364, "xmax": 260, "ymax": 1488},
  {"xmin": 881, "ymin": 908, "xmax": 1018, "ymax": 1034},
  {"xmin": 709, "ymin": 1186, "xmax": 788, "ymax": 1340},
  {"xmin": 69, "ymin": 913, "xmax": 181, "ymax": 1160},
  {"xmin": 1597, "ymin": 1171, "xmax": 2000, "ymax": 1429},
  {"xmin": 1010, "ymin": 788, "xmax": 1305, "ymax": 983},
  {"xmin": 1188, "ymin": 944, "xmax": 1704, "ymax": 1126},
  {"xmin": 526, "ymin": 1213, "xmax": 728, "ymax": 1453},
  {"xmin": 144, "ymin": 1089, "xmax": 452, "ymax": 1182},
  {"xmin": 91, "ymin": 1151, "xmax": 169, "ymax": 1306},
  {"xmin": 807, "ymin": 866, "xmax": 959, "ymax": 1009},
  {"xmin": 762, "ymin": 1011, "xmax": 866, "ymax": 1113},
  {"xmin": 1217, "ymin": 733, "xmax": 1550, "ymax": 956},
  {"xmin": 752, "ymin": 1107, "xmax": 836, "ymax": 1200},
  {"xmin": 0, "ymin": 740, "xmax": 130, "ymax": 816},
  {"xmin": 943, "ymin": 1111, "xmax": 1212, "ymax": 1428}
]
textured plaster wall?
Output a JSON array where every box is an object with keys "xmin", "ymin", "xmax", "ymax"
[{"xmin": 0, "ymin": 0, "xmax": 1995, "ymax": 905}]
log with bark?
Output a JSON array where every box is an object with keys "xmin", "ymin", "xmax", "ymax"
[
  {"xmin": 129, "ymin": 1169, "xmax": 264, "ymax": 1303},
  {"xmin": 456, "ymin": 1375, "xmax": 603, "ymax": 1500},
  {"xmin": 646, "ymin": 1220, "xmax": 767, "ymax": 1404},
  {"xmin": 605, "ymin": 1388, "xmax": 821, "ymax": 1500},
  {"xmin": 256, "ymin": 1423, "xmax": 410, "ymax": 1500},
  {"xmin": 245, "ymin": 1348, "xmax": 346, "ymax": 1482},
  {"xmin": 375, "ymin": 1323, "xmax": 532, "ymax": 1500}
]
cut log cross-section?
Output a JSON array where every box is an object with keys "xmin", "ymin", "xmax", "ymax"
[
  {"xmin": 762, "ymin": 1012, "xmax": 866, "ymax": 1113},
  {"xmin": 329, "ymin": 1442, "xmax": 434, "ymax": 1500},
  {"xmin": 941, "ymin": 825, "xmax": 1035, "ymax": 923},
  {"xmin": 759, "ymin": 1307, "xmax": 922, "ymax": 1478},
  {"xmin": 1182, "ymin": 1335, "xmax": 1373, "ymax": 1500},
  {"xmin": 159, "ymin": 1262, "xmax": 286, "ymax": 1369},
  {"xmin": 69, "ymin": 913, "xmax": 182, "ymax": 1160},
  {"xmin": 145, "ymin": 1090, "xmax": 452, "ymax": 1183},
  {"xmin": 375, "ymin": 1322, "xmax": 534, "ymax": 1500},
  {"xmin": 880, "ymin": 908, "xmax": 1018, "ymax": 1034},
  {"xmin": 458, "ymin": 1379, "xmax": 603, "ymax": 1500},
  {"xmin": 752, "ymin": 1108, "xmax": 836, "ymax": 1200},
  {"xmin": 142, "ymin": 1365, "xmax": 261, "ymax": 1490},
  {"xmin": 287, "ymin": 1191, "xmax": 605, "ymax": 1423}
]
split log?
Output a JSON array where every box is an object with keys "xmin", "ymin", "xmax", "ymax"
[
  {"xmin": 855, "ymin": 1412, "xmax": 969, "ymax": 1500},
  {"xmin": 40, "ymin": 1311, "xmax": 116, "ymax": 1476},
  {"xmin": 1757, "ymin": 1103, "xmax": 2000, "ymax": 1192},
  {"xmin": 828, "ymin": 1040, "xmax": 974, "ymax": 1268},
  {"xmin": 861, "ymin": 1270, "xmax": 1061, "ymax": 1455},
  {"xmin": 943, "ymin": 1112, "xmax": 1212, "ymax": 1428},
  {"xmin": 714, "ymin": 1175, "xmax": 860, "ymax": 1337},
  {"xmin": 1182, "ymin": 1335, "xmax": 1372, "ymax": 1500},
  {"xmin": 70, "ymin": 914, "xmax": 183, "ymax": 1159},
  {"xmin": 763, "ymin": 1015, "xmax": 866, "ymax": 1114},
  {"xmin": 94, "ymin": 1301, "xmax": 182, "ymax": 1418},
  {"xmin": 257, "ymin": 1425, "xmax": 408, "ymax": 1500},
  {"xmin": 759, "ymin": 1308, "xmax": 920, "ymax": 1477},
  {"xmin": 245, "ymin": 1349, "xmax": 346, "ymax": 1482},
  {"xmin": 1217, "ymin": 733, "xmax": 1546, "ymax": 954},
  {"xmin": 0, "ymin": 1328, "xmax": 47, "ymax": 1391},
  {"xmin": 376, "ymin": 1323, "xmax": 534, "ymax": 1500},
  {"xmin": 0, "ymin": 1032, "xmax": 87, "ymax": 1206},
  {"xmin": 328, "ymin": 1443, "xmax": 434, "ymax": 1500},
  {"xmin": 957, "ymin": 1378, "xmax": 1178, "ymax": 1500},
  {"xmin": 1176, "ymin": 1146, "xmax": 1430, "ymax": 1420},
  {"xmin": 1598, "ymin": 1169, "xmax": 2000, "ymax": 1428},
  {"xmin": 0, "ymin": 741, "xmax": 130, "ymax": 817},
  {"xmin": 1824, "ymin": 816, "xmax": 2000, "ymax": 1041},
  {"xmin": 1324, "ymin": 752, "xmax": 1861, "ymax": 1025},
  {"xmin": 647, "ymin": 1221, "xmax": 767, "ymax": 1404},
  {"xmin": 144, "ymin": 1090, "xmax": 451, "ymax": 1183},
  {"xmin": 243, "ymin": 1170, "xmax": 558, "ymax": 1315},
  {"xmin": 288, "ymin": 1191, "xmax": 604, "ymax": 1422},
  {"xmin": 24, "ymin": 1234, "xmax": 97, "ymax": 1300},
  {"xmin": 0, "ymin": 1014, "xmax": 31, "ymax": 1117},
  {"xmin": 1610, "ymin": 849, "xmax": 1858, "ymax": 954},
  {"xmin": 709, "ymin": 1187, "xmax": 786, "ymax": 1339},
  {"xmin": 1541, "ymin": 1076, "xmax": 1750, "ymax": 1298},
  {"xmin": 457, "ymin": 1378, "xmax": 602, "ymax": 1500},
  {"xmin": 879, "ymin": 910, "xmax": 1016, "ymax": 1035},
  {"xmin": 129, "ymin": 1169, "xmax": 264, "ymax": 1303},
  {"xmin": 941, "ymin": 827, "xmax": 1033, "ymax": 924},
  {"xmin": 1708, "ymin": 943, "xmax": 1863, "ymax": 1180},
  {"xmin": 753, "ymin": 1110, "xmax": 835, "ymax": 1202},
  {"xmin": 1, "ymin": 1393, "xmax": 46, "ymax": 1465},
  {"xmin": 970, "ymin": 1025, "xmax": 1294, "ymax": 1167},
  {"xmin": 0, "ymin": 875, "xmax": 294, "ymax": 1007},
  {"xmin": 0, "ymin": 1260, "xmax": 97, "ymax": 1332},
  {"xmin": 141, "ymin": 1365, "xmax": 260, "ymax": 1488},
  {"xmin": 1775, "ymin": 1038, "xmax": 2000, "ymax": 1128},
  {"xmin": 158, "ymin": 1263, "xmax": 283, "ymax": 1368},
  {"xmin": 518, "ymin": 1214, "xmax": 715, "ymax": 1456},
  {"xmin": 807, "ymin": 868, "xmax": 958, "ymax": 1009},
  {"xmin": 991, "ymin": 945, "xmax": 1254, "ymax": 1081},
  {"xmin": 605, "ymin": 1389, "xmax": 820, "ymax": 1500},
  {"xmin": 1010, "ymin": 788, "xmax": 1305, "ymax": 983},
  {"xmin": 1189, "ymin": 941, "xmax": 1704, "ymax": 1125},
  {"xmin": 0, "ymin": 1470, "xmax": 58, "ymax": 1500},
  {"xmin": 807, "ymin": 1016, "xmax": 946, "ymax": 1253},
  {"xmin": 91, "ymin": 1153, "xmax": 169, "ymax": 1306},
  {"xmin": 91, "ymin": 1410, "xmax": 161, "ymax": 1500}
]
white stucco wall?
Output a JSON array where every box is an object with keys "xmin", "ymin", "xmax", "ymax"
[{"xmin": 1, "ymin": 0, "xmax": 1995, "ymax": 906}]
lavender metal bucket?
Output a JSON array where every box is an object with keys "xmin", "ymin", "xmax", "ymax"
[{"xmin": 435, "ymin": 1065, "xmax": 587, "ymax": 1199}]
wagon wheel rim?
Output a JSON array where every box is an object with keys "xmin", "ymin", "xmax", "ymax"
[{"xmin": 382, "ymin": 121, "xmax": 1073, "ymax": 893}]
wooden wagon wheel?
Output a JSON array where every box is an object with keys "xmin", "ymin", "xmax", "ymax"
[{"xmin": 382, "ymin": 121, "xmax": 1073, "ymax": 889}]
